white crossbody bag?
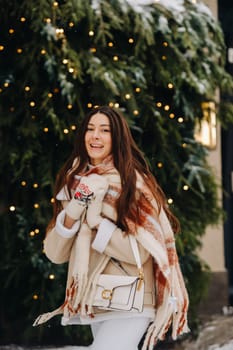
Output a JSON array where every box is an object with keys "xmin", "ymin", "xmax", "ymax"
[{"xmin": 93, "ymin": 235, "xmax": 145, "ymax": 312}]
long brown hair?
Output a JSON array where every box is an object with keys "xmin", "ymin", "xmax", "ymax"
[{"xmin": 48, "ymin": 106, "xmax": 180, "ymax": 233}]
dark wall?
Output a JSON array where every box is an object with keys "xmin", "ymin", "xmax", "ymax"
[{"xmin": 218, "ymin": 0, "xmax": 233, "ymax": 305}]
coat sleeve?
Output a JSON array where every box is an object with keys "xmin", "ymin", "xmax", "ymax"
[
  {"xmin": 91, "ymin": 218, "xmax": 150, "ymax": 265},
  {"xmin": 44, "ymin": 209, "xmax": 80, "ymax": 264}
]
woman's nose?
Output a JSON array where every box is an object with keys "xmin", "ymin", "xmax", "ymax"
[{"xmin": 93, "ymin": 129, "xmax": 100, "ymax": 138}]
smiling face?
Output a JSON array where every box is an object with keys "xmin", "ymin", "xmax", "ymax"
[{"xmin": 84, "ymin": 112, "xmax": 112, "ymax": 165}]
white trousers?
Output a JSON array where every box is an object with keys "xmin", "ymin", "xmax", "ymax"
[{"xmin": 89, "ymin": 317, "xmax": 151, "ymax": 350}]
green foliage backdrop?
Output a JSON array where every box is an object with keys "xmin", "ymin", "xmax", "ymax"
[{"xmin": 0, "ymin": 0, "xmax": 233, "ymax": 346}]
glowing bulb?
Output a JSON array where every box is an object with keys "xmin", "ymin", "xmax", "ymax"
[
  {"xmin": 20, "ymin": 17, "xmax": 26, "ymax": 22},
  {"xmin": 133, "ymin": 110, "xmax": 139, "ymax": 115},
  {"xmin": 113, "ymin": 55, "xmax": 119, "ymax": 61},
  {"xmin": 68, "ymin": 67, "xmax": 74, "ymax": 73},
  {"xmin": 49, "ymin": 274, "xmax": 55, "ymax": 280},
  {"xmin": 128, "ymin": 38, "xmax": 134, "ymax": 44},
  {"xmin": 0, "ymin": 45, "xmax": 4, "ymax": 51},
  {"xmin": 135, "ymin": 87, "xmax": 141, "ymax": 93},
  {"xmin": 183, "ymin": 185, "xmax": 189, "ymax": 191},
  {"xmin": 156, "ymin": 102, "xmax": 162, "ymax": 108},
  {"xmin": 167, "ymin": 198, "xmax": 173, "ymax": 204},
  {"xmin": 89, "ymin": 30, "xmax": 94, "ymax": 36},
  {"xmin": 25, "ymin": 86, "xmax": 30, "ymax": 91},
  {"xmin": 33, "ymin": 183, "xmax": 39, "ymax": 188},
  {"xmin": 168, "ymin": 83, "xmax": 173, "ymax": 89},
  {"xmin": 109, "ymin": 102, "xmax": 114, "ymax": 107},
  {"xmin": 53, "ymin": 1, "xmax": 59, "ymax": 7},
  {"xmin": 50, "ymin": 197, "xmax": 55, "ymax": 203},
  {"xmin": 108, "ymin": 42, "xmax": 114, "ymax": 47},
  {"xmin": 178, "ymin": 117, "xmax": 184, "ymax": 123},
  {"xmin": 45, "ymin": 18, "xmax": 51, "ymax": 23},
  {"xmin": 67, "ymin": 104, "xmax": 72, "ymax": 109},
  {"xmin": 157, "ymin": 162, "xmax": 163, "ymax": 168},
  {"xmin": 44, "ymin": 127, "xmax": 49, "ymax": 132},
  {"xmin": 87, "ymin": 103, "xmax": 93, "ymax": 108},
  {"xmin": 21, "ymin": 181, "xmax": 27, "ymax": 186},
  {"xmin": 114, "ymin": 103, "xmax": 119, "ymax": 108},
  {"xmin": 182, "ymin": 143, "xmax": 187, "ymax": 148},
  {"xmin": 62, "ymin": 58, "xmax": 68, "ymax": 64},
  {"xmin": 4, "ymin": 82, "xmax": 9, "ymax": 88},
  {"xmin": 161, "ymin": 55, "xmax": 167, "ymax": 60},
  {"xmin": 90, "ymin": 47, "xmax": 97, "ymax": 53},
  {"xmin": 29, "ymin": 231, "xmax": 35, "ymax": 237},
  {"xmin": 33, "ymin": 294, "xmax": 39, "ymax": 300},
  {"xmin": 9, "ymin": 29, "xmax": 15, "ymax": 34},
  {"xmin": 69, "ymin": 22, "xmax": 74, "ymax": 27},
  {"xmin": 9, "ymin": 206, "xmax": 16, "ymax": 212},
  {"xmin": 169, "ymin": 113, "xmax": 175, "ymax": 119},
  {"xmin": 163, "ymin": 41, "xmax": 168, "ymax": 47},
  {"xmin": 30, "ymin": 101, "xmax": 36, "ymax": 107},
  {"xmin": 64, "ymin": 128, "xmax": 69, "ymax": 134},
  {"xmin": 40, "ymin": 49, "xmax": 46, "ymax": 55},
  {"xmin": 17, "ymin": 48, "xmax": 23, "ymax": 54},
  {"xmin": 35, "ymin": 229, "xmax": 40, "ymax": 234},
  {"xmin": 34, "ymin": 203, "xmax": 40, "ymax": 209},
  {"xmin": 164, "ymin": 105, "xmax": 170, "ymax": 111},
  {"xmin": 125, "ymin": 94, "xmax": 131, "ymax": 99}
]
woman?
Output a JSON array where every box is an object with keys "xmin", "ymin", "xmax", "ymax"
[{"xmin": 33, "ymin": 106, "xmax": 189, "ymax": 350}]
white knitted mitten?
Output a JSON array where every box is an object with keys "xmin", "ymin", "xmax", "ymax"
[
  {"xmin": 86, "ymin": 174, "xmax": 108, "ymax": 228},
  {"xmin": 65, "ymin": 174, "xmax": 108, "ymax": 221}
]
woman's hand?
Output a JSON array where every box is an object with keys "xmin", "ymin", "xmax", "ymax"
[{"xmin": 85, "ymin": 174, "xmax": 109, "ymax": 228}]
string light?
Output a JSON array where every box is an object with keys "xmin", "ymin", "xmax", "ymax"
[
  {"xmin": 90, "ymin": 47, "xmax": 97, "ymax": 53},
  {"xmin": 133, "ymin": 110, "xmax": 139, "ymax": 115},
  {"xmin": 69, "ymin": 22, "xmax": 74, "ymax": 28},
  {"xmin": 33, "ymin": 183, "xmax": 39, "ymax": 188},
  {"xmin": 113, "ymin": 55, "xmax": 119, "ymax": 61},
  {"xmin": 135, "ymin": 87, "xmax": 141, "ymax": 93},
  {"xmin": 20, "ymin": 17, "xmax": 26, "ymax": 22},
  {"xmin": 50, "ymin": 197, "xmax": 55, "ymax": 203},
  {"xmin": 33, "ymin": 294, "xmax": 39, "ymax": 300},
  {"xmin": 21, "ymin": 181, "xmax": 27, "ymax": 186},
  {"xmin": 30, "ymin": 101, "xmax": 36, "ymax": 107},
  {"xmin": 182, "ymin": 143, "xmax": 187, "ymax": 148},
  {"xmin": 156, "ymin": 102, "xmax": 162, "ymax": 108},
  {"xmin": 40, "ymin": 49, "xmax": 46, "ymax": 55},
  {"xmin": 128, "ymin": 38, "xmax": 134, "ymax": 44},
  {"xmin": 62, "ymin": 58, "xmax": 68, "ymax": 64},
  {"xmin": 9, "ymin": 29, "xmax": 15, "ymax": 34},
  {"xmin": 53, "ymin": 1, "xmax": 59, "ymax": 7},
  {"xmin": 161, "ymin": 55, "xmax": 167, "ymax": 60},
  {"xmin": 183, "ymin": 185, "xmax": 189, "ymax": 191},
  {"xmin": 29, "ymin": 231, "xmax": 35, "ymax": 237},
  {"xmin": 4, "ymin": 82, "xmax": 9, "ymax": 88},
  {"xmin": 43, "ymin": 127, "xmax": 49, "ymax": 132},
  {"xmin": 89, "ymin": 30, "xmax": 94, "ymax": 36},
  {"xmin": 169, "ymin": 113, "xmax": 175, "ymax": 119},
  {"xmin": 167, "ymin": 83, "xmax": 173, "ymax": 89},
  {"xmin": 48, "ymin": 92, "xmax": 53, "ymax": 98},
  {"xmin": 34, "ymin": 203, "xmax": 40, "ymax": 209},
  {"xmin": 163, "ymin": 41, "xmax": 168, "ymax": 47},
  {"xmin": 9, "ymin": 206, "xmax": 16, "ymax": 212},
  {"xmin": 178, "ymin": 117, "xmax": 184, "ymax": 123},
  {"xmin": 24, "ymin": 86, "xmax": 30, "ymax": 91},
  {"xmin": 49, "ymin": 274, "xmax": 55, "ymax": 280},
  {"xmin": 35, "ymin": 229, "xmax": 40, "ymax": 234},
  {"xmin": 67, "ymin": 104, "xmax": 72, "ymax": 109},
  {"xmin": 167, "ymin": 198, "xmax": 173, "ymax": 204},
  {"xmin": 157, "ymin": 162, "xmax": 163, "ymax": 168},
  {"xmin": 71, "ymin": 125, "xmax": 77, "ymax": 131},
  {"xmin": 0, "ymin": 45, "xmax": 4, "ymax": 51},
  {"xmin": 17, "ymin": 48, "xmax": 23, "ymax": 54},
  {"xmin": 109, "ymin": 102, "xmax": 114, "ymax": 107},
  {"xmin": 125, "ymin": 94, "xmax": 131, "ymax": 99},
  {"xmin": 45, "ymin": 18, "xmax": 51, "ymax": 23},
  {"xmin": 87, "ymin": 103, "xmax": 93, "ymax": 108},
  {"xmin": 108, "ymin": 42, "xmax": 114, "ymax": 47},
  {"xmin": 164, "ymin": 105, "xmax": 170, "ymax": 111},
  {"xmin": 63, "ymin": 128, "xmax": 69, "ymax": 134},
  {"xmin": 114, "ymin": 103, "xmax": 119, "ymax": 108}
]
